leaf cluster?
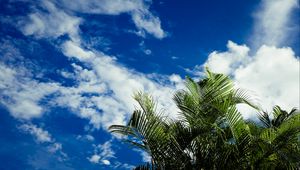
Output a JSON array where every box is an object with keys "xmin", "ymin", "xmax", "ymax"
[{"xmin": 109, "ymin": 69, "xmax": 300, "ymax": 170}]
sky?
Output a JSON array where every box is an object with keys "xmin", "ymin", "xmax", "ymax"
[{"xmin": 0, "ymin": 0, "xmax": 299, "ymax": 169}]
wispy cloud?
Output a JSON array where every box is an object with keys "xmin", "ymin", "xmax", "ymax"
[
  {"xmin": 0, "ymin": 61, "xmax": 60, "ymax": 119},
  {"xmin": 251, "ymin": 0, "xmax": 299, "ymax": 48},
  {"xmin": 19, "ymin": 124, "xmax": 52, "ymax": 143},
  {"xmin": 59, "ymin": 40, "xmax": 183, "ymax": 128},
  {"xmin": 131, "ymin": 9, "xmax": 166, "ymax": 39},
  {"xmin": 18, "ymin": 123, "xmax": 67, "ymax": 160},
  {"xmin": 59, "ymin": 0, "xmax": 166, "ymax": 39},
  {"xmin": 133, "ymin": 149, "xmax": 151, "ymax": 163},
  {"xmin": 1, "ymin": 0, "xmax": 182, "ymax": 131},
  {"xmin": 139, "ymin": 41, "xmax": 152, "ymax": 55},
  {"xmin": 60, "ymin": 0, "xmax": 143, "ymax": 15}
]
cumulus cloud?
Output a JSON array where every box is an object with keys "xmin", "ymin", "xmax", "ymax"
[
  {"xmin": 20, "ymin": 0, "xmax": 81, "ymax": 40},
  {"xmin": 204, "ymin": 41, "xmax": 250, "ymax": 75},
  {"xmin": 234, "ymin": 45, "xmax": 299, "ymax": 114},
  {"xmin": 202, "ymin": 41, "xmax": 299, "ymax": 118},
  {"xmin": 190, "ymin": 0, "xmax": 300, "ymax": 119}
]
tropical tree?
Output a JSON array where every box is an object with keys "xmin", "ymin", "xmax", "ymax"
[
  {"xmin": 109, "ymin": 69, "xmax": 300, "ymax": 169},
  {"xmin": 248, "ymin": 106, "xmax": 300, "ymax": 169}
]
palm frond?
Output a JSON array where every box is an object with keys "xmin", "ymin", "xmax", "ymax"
[{"xmin": 109, "ymin": 68, "xmax": 300, "ymax": 169}]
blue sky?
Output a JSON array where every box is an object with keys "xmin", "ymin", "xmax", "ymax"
[{"xmin": 0, "ymin": 0, "xmax": 299, "ymax": 169}]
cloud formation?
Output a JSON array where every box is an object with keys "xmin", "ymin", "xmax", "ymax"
[
  {"xmin": 59, "ymin": 0, "xmax": 166, "ymax": 39},
  {"xmin": 251, "ymin": 0, "xmax": 299, "ymax": 48},
  {"xmin": 18, "ymin": 123, "xmax": 66, "ymax": 157},
  {"xmin": 20, "ymin": 0, "xmax": 81, "ymax": 40},
  {"xmin": 0, "ymin": 0, "xmax": 298, "ymax": 168},
  {"xmin": 0, "ymin": 0, "xmax": 181, "ymax": 130},
  {"xmin": 204, "ymin": 41, "xmax": 250, "ymax": 75},
  {"xmin": 59, "ymin": 40, "xmax": 183, "ymax": 128},
  {"xmin": 193, "ymin": 0, "xmax": 300, "ymax": 118},
  {"xmin": 0, "ymin": 61, "xmax": 60, "ymax": 119},
  {"xmin": 88, "ymin": 141, "xmax": 115, "ymax": 165},
  {"xmin": 197, "ymin": 0, "xmax": 300, "ymax": 118},
  {"xmin": 204, "ymin": 41, "xmax": 299, "ymax": 118},
  {"xmin": 0, "ymin": 40, "xmax": 182, "ymax": 129},
  {"xmin": 19, "ymin": 124, "xmax": 52, "ymax": 143}
]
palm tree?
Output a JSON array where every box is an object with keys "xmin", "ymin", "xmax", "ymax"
[
  {"xmin": 248, "ymin": 106, "xmax": 300, "ymax": 169},
  {"xmin": 109, "ymin": 69, "xmax": 300, "ymax": 169}
]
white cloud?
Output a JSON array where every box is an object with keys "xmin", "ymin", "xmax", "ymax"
[
  {"xmin": 234, "ymin": 45, "xmax": 299, "ymax": 114},
  {"xmin": 8, "ymin": 0, "xmax": 299, "ymax": 167},
  {"xmin": 59, "ymin": 40, "xmax": 183, "ymax": 128},
  {"xmin": 62, "ymin": 41, "xmax": 95, "ymax": 60},
  {"xmin": 251, "ymin": 0, "xmax": 299, "ymax": 48},
  {"xmin": 19, "ymin": 124, "xmax": 52, "ymax": 143},
  {"xmin": 131, "ymin": 10, "xmax": 166, "ymax": 39},
  {"xmin": 190, "ymin": 0, "xmax": 300, "ymax": 119},
  {"xmin": 86, "ymin": 135, "xmax": 95, "ymax": 141},
  {"xmin": 59, "ymin": 0, "xmax": 166, "ymax": 38},
  {"xmin": 1, "ymin": 46, "xmax": 183, "ymax": 129},
  {"xmin": 101, "ymin": 160, "xmax": 111, "ymax": 165},
  {"xmin": 60, "ymin": 0, "xmax": 143, "ymax": 15},
  {"xmin": 6, "ymin": 0, "xmax": 176, "ymax": 130},
  {"xmin": 88, "ymin": 156, "xmax": 111, "ymax": 165},
  {"xmin": 88, "ymin": 141, "xmax": 114, "ymax": 165},
  {"xmin": 48, "ymin": 143, "xmax": 63, "ymax": 153},
  {"xmin": 141, "ymin": 150, "xmax": 151, "ymax": 162},
  {"xmin": 20, "ymin": 0, "xmax": 81, "ymax": 40},
  {"xmin": 11, "ymin": 0, "xmax": 298, "ymax": 130},
  {"xmin": 76, "ymin": 134, "xmax": 95, "ymax": 141},
  {"xmin": 113, "ymin": 162, "xmax": 135, "ymax": 169},
  {"xmin": 96, "ymin": 141, "xmax": 115, "ymax": 160},
  {"xmin": 169, "ymin": 74, "xmax": 182, "ymax": 84},
  {"xmin": 204, "ymin": 41, "xmax": 250, "ymax": 75},
  {"xmin": 18, "ymin": 123, "xmax": 67, "ymax": 159},
  {"xmin": 88, "ymin": 154, "xmax": 101, "ymax": 164},
  {"xmin": 0, "ymin": 62, "xmax": 60, "ymax": 119},
  {"xmin": 200, "ymin": 41, "xmax": 299, "ymax": 119}
]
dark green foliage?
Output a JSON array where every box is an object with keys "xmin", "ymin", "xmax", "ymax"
[{"xmin": 109, "ymin": 68, "xmax": 300, "ymax": 170}]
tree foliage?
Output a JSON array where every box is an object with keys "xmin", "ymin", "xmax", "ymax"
[{"xmin": 109, "ymin": 69, "xmax": 300, "ymax": 170}]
